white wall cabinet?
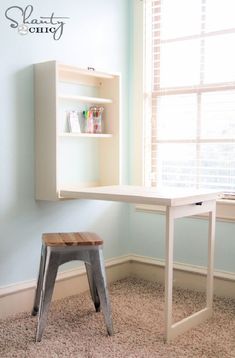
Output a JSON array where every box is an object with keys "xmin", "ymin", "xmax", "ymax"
[{"xmin": 34, "ymin": 61, "xmax": 121, "ymax": 200}]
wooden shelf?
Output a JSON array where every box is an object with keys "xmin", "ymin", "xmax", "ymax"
[
  {"xmin": 59, "ymin": 133, "xmax": 113, "ymax": 138},
  {"xmin": 59, "ymin": 94, "xmax": 113, "ymax": 104}
]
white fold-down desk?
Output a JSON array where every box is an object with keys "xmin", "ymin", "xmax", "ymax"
[{"xmin": 60, "ymin": 185, "xmax": 221, "ymax": 342}]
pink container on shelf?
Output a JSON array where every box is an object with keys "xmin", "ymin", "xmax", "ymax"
[{"xmin": 90, "ymin": 106, "xmax": 104, "ymax": 134}]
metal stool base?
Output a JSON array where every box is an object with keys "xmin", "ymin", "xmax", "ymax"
[{"xmin": 32, "ymin": 244, "xmax": 113, "ymax": 342}]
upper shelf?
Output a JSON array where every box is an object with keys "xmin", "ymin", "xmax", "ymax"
[
  {"xmin": 58, "ymin": 64, "xmax": 116, "ymax": 80},
  {"xmin": 59, "ymin": 94, "xmax": 113, "ymax": 104}
]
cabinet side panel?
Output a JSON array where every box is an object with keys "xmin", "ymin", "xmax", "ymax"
[
  {"xmin": 99, "ymin": 76, "xmax": 120, "ymax": 185},
  {"xmin": 35, "ymin": 62, "xmax": 57, "ymax": 200}
]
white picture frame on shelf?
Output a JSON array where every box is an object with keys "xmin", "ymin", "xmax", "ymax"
[{"xmin": 67, "ymin": 111, "xmax": 81, "ymax": 133}]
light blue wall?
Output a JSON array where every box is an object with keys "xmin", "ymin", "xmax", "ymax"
[
  {"xmin": 0, "ymin": 0, "xmax": 131, "ymax": 286},
  {"xmin": 129, "ymin": 206, "xmax": 235, "ymax": 273}
]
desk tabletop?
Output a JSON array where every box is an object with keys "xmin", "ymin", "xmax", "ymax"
[{"xmin": 60, "ymin": 185, "xmax": 222, "ymax": 207}]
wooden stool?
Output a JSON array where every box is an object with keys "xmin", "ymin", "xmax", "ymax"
[{"xmin": 32, "ymin": 232, "xmax": 113, "ymax": 342}]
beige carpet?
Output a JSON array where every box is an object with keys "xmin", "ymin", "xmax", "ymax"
[{"xmin": 0, "ymin": 278, "xmax": 234, "ymax": 357}]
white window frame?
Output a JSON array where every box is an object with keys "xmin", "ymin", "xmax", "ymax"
[{"xmin": 132, "ymin": 0, "xmax": 235, "ymax": 221}]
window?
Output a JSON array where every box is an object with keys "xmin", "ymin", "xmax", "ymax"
[{"xmin": 144, "ymin": 0, "xmax": 235, "ymax": 195}]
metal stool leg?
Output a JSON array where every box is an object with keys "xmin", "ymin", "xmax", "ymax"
[
  {"xmin": 90, "ymin": 248, "xmax": 113, "ymax": 336},
  {"xmin": 85, "ymin": 262, "xmax": 101, "ymax": 312},
  {"xmin": 36, "ymin": 248, "xmax": 59, "ymax": 342},
  {"xmin": 32, "ymin": 244, "xmax": 46, "ymax": 316}
]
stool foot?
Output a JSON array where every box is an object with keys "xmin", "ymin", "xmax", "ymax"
[
  {"xmin": 107, "ymin": 326, "xmax": 113, "ymax": 336},
  {"xmin": 32, "ymin": 307, "xmax": 39, "ymax": 316},
  {"xmin": 95, "ymin": 303, "xmax": 101, "ymax": 312}
]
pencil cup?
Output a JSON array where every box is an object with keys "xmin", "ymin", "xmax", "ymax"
[{"xmin": 93, "ymin": 113, "xmax": 102, "ymax": 133}]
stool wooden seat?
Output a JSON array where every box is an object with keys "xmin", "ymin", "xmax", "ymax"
[
  {"xmin": 42, "ymin": 232, "xmax": 103, "ymax": 247},
  {"xmin": 32, "ymin": 232, "xmax": 113, "ymax": 342}
]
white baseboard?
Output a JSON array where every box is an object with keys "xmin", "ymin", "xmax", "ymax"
[
  {"xmin": 128, "ymin": 255, "xmax": 235, "ymax": 299},
  {"xmin": 0, "ymin": 254, "xmax": 234, "ymax": 319}
]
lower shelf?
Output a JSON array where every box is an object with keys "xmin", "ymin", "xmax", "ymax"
[{"xmin": 59, "ymin": 133, "xmax": 113, "ymax": 138}]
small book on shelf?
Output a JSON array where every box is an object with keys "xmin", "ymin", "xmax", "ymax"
[{"xmin": 67, "ymin": 111, "xmax": 81, "ymax": 133}]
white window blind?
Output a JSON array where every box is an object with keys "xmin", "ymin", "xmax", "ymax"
[{"xmin": 144, "ymin": 0, "xmax": 235, "ymax": 194}]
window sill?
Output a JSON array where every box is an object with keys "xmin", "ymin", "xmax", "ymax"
[{"xmin": 135, "ymin": 199, "xmax": 235, "ymax": 222}]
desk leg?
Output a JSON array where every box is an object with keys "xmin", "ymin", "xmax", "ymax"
[
  {"xmin": 165, "ymin": 206, "xmax": 174, "ymax": 342},
  {"xmin": 207, "ymin": 204, "xmax": 216, "ymax": 309},
  {"xmin": 164, "ymin": 202, "xmax": 216, "ymax": 342}
]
